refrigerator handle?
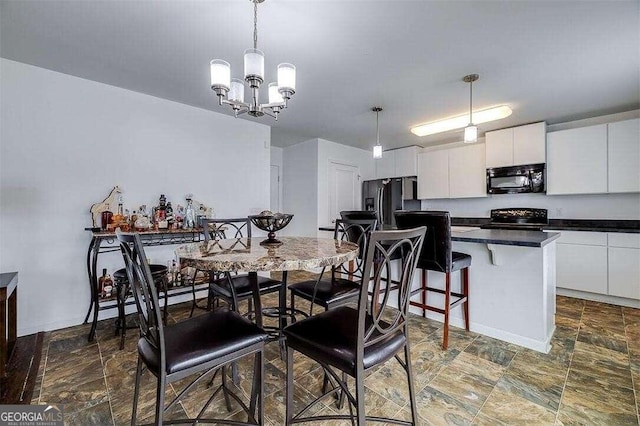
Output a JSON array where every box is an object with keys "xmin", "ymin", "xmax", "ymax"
[{"xmin": 378, "ymin": 187, "xmax": 384, "ymax": 227}]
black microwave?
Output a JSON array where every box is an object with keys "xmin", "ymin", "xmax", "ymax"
[{"xmin": 486, "ymin": 163, "xmax": 545, "ymax": 194}]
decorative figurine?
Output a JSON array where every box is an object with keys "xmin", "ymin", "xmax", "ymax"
[
  {"xmin": 166, "ymin": 202, "xmax": 175, "ymax": 227},
  {"xmin": 89, "ymin": 186, "xmax": 123, "ymax": 228},
  {"xmin": 184, "ymin": 195, "xmax": 196, "ymax": 229},
  {"xmin": 192, "ymin": 197, "xmax": 214, "ymax": 219}
]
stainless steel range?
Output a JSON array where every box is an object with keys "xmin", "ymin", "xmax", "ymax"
[{"xmin": 481, "ymin": 208, "xmax": 548, "ymax": 231}]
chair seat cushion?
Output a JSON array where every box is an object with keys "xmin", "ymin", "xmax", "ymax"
[
  {"xmin": 417, "ymin": 251, "xmax": 471, "ymax": 273},
  {"xmin": 289, "ymin": 278, "xmax": 359, "ymax": 307},
  {"xmin": 114, "ymin": 265, "xmax": 167, "ymax": 283},
  {"xmin": 138, "ymin": 310, "xmax": 267, "ymax": 375},
  {"xmin": 283, "ymin": 306, "xmax": 406, "ymax": 376},
  {"xmin": 210, "ymin": 274, "xmax": 281, "ymax": 300}
]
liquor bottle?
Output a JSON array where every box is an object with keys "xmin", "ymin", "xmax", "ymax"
[
  {"xmin": 103, "ymin": 271, "xmax": 114, "ymax": 299},
  {"xmin": 98, "ymin": 268, "xmax": 110, "ymax": 298}
]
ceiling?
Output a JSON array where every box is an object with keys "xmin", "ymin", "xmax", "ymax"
[{"xmin": 1, "ymin": 1, "xmax": 638, "ymax": 150}]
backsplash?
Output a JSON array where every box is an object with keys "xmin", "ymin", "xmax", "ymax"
[{"xmin": 421, "ymin": 192, "xmax": 640, "ymax": 220}]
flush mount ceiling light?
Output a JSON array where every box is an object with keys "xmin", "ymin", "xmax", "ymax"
[
  {"xmin": 463, "ymin": 74, "xmax": 479, "ymax": 143},
  {"xmin": 410, "ymin": 75, "xmax": 512, "ymax": 138},
  {"xmin": 209, "ymin": 0, "xmax": 296, "ymax": 120},
  {"xmin": 372, "ymin": 106, "xmax": 383, "ymax": 159}
]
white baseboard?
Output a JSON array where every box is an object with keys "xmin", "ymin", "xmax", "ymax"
[{"xmin": 557, "ymin": 288, "xmax": 640, "ymax": 309}]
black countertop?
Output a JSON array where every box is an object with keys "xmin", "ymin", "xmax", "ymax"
[
  {"xmin": 451, "ymin": 229, "xmax": 560, "ymax": 248},
  {"xmin": 451, "ymin": 218, "xmax": 640, "ymax": 234}
]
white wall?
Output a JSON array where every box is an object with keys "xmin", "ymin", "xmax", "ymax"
[
  {"xmin": 282, "ymin": 139, "xmax": 318, "ymax": 237},
  {"xmin": 316, "ymin": 138, "xmax": 375, "ymax": 230},
  {"xmin": 0, "ymin": 59, "xmax": 271, "ymax": 335},
  {"xmin": 270, "ymin": 146, "xmax": 283, "ymax": 212}
]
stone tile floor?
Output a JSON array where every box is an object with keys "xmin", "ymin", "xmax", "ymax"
[{"xmin": 33, "ymin": 271, "xmax": 640, "ymax": 425}]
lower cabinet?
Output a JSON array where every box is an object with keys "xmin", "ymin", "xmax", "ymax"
[{"xmin": 554, "ymin": 230, "xmax": 640, "ymax": 301}]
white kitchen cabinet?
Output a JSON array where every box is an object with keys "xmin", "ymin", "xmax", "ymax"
[
  {"xmin": 417, "ymin": 149, "xmax": 449, "ymax": 199},
  {"xmin": 485, "ymin": 122, "xmax": 546, "ymax": 168},
  {"xmin": 376, "ymin": 146, "xmax": 421, "ymax": 178},
  {"xmin": 449, "ymin": 143, "xmax": 487, "ymax": 198},
  {"xmin": 608, "ymin": 247, "xmax": 640, "ymax": 300},
  {"xmin": 395, "ymin": 146, "xmax": 420, "ymax": 177},
  {"xmin": 513, "ymin": 122, "xmax": 546, "ymax": 165},
  {"xmin": 547, "ymin": 124, "xmax": 608, "ymax": 195},
  {"xmin": 375, "ymin": 150, "xmax": 396, "ymax": 179},
  {"xmin": 485, "ymin": 128, "xmax": 513, "ymax": 168},
  {"xmin": 557, "ymin": 243, "xmax": 608, "ymax": 294},
  {"xmin": 608, "ymin": 118, "xmax": 640, "ymax": 193},
  {"xmin": 418, "ymin": 144, "xmax": 486, "ymax": 200}
]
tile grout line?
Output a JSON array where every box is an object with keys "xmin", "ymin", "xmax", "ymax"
[
  {"xmin": 95, "ymin": 337, "xmax": 116, "ymax": 426},
  {"xmin": 621, "ymin": 308, "xmax": 640, "ymax": 424},
  {"xmin": 553, "ymin": 300, "xmax": 583, "ymax": 425},
  {"xmin": 467, "ymin": 340, "xmax": 516, "ymax": 424},
  {"xmin": 36, "ymin": 336, "xmax": 50, "ymax": 404}
]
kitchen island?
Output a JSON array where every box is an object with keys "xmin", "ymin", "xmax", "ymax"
[{"xmin": 434, "ymin": 227, "xmax": 560, "ymax": 353}]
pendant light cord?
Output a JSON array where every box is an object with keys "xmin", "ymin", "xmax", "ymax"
[
  {"xmin": 376, "ymin": 109, "xmax": 380, "ymax": 145},
  {"xmin": 253, "ymin": 0, "xmax": 258, "ymax": 49},
  {"xmin": 469, "ymin": 79, "xmax": 473, "ymax": 124}
]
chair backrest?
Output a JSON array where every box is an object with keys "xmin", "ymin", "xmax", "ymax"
[
  {"xmin": 115, "ymin": 230, "xmax": 165, "ymax": 363},
  {"xmin": 394, "ymin": 211, "xmax": 452, "ymax": 273},
  {"xmin": 340, "ymin": 210, "xmax": 379, "ymax": 229},
  {"xmin": 357, "ymin": 227, "xmax": 426, "ymax": 353},
  {"xmin": 200, "ymin": 217, "xmax": 252, "ymax": 242},
  {"xmin": 332, "ymin": 218, "xmax": 377, "ymax": 280}
]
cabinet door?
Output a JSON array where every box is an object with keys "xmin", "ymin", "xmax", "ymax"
[
  {"xmin": 375, "ymin": 150, "xmax": 396, "ymax": 179},
  {"xmin": 449, "ymin": 144, "xmax": 487, "ymax": 198},
  {"xmin": 485, "ymin": 128, "xmax": 514, "ymax": 168},
  {"xmin": 417, "ymin": 150, "xmax": 449, "ymax": 199},
  {"xmin": 608, "ymin": 247, "xmax": 640, "ymax": 300},
  {"xmin": 513, "ymin": 122, "xmax": 546, "ymax": 165},
  {"xmin": 547, "ymin": 124, "xmax": 608, "ymax": 195},
  {"xmin": 395, "ymin": 146, "xmax": 420, "ymax": 177},
  {"xmin": 556, "ymin": 243, "xmax": 608, "ymax": 294},
  {"xmin": 608, "ymin": 118, "xmax": 640, "ymax": 193}
]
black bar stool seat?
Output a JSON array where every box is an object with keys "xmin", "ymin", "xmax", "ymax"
[
  {"xmin": 210, "ymin": 274, "xmax": 281, "ymax": 301},
  {"xmin": 289, "ymin": 278, "xmax": 360, "ymax": 311}
]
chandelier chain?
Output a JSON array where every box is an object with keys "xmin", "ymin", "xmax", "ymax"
[
  {"xmin": 253, "ymin": 0, "xmax": 258, "ymax": 49},
  {"xmin": 469, "ymin": 78, "xmax": 473, "ymax": 124},
  {"xmin": 376, "ymin": 109, "xmax": 380, "ymax": 144}
]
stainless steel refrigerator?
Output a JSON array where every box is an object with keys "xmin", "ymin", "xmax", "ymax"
[{"xmin": 362, "ymin": 177, "xmax": 420, "ymax": 228}]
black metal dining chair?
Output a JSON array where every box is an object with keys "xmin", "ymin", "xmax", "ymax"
[
  {"xmin": 288, "ymin": 218, "xmax": 377, "ymax": 315},
  {"xmin": 116, "ymin": 229, "xmax": 267, "ymax": 425},
  {"xmin": 395, "ymin": 211, "xmax": 471, "ymax": 350},
  {"xmin": 283, "ymin": 227, "xmax": 426, "ymax": 426},
  {"xmin": 191, "ymin": 218, "xmax": 282, "ymax": 318}
]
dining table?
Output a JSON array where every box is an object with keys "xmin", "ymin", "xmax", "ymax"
[{"xmin": 175, "ymin": 236, "xmax": 359, "ymax": 355}]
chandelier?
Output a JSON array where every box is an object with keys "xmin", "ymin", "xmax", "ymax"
[
  {"xmin": 372, "ymin": 107, "xmax": 383, "ymax": 159},
  {"xmin": 209, "ymin": 0, "xmax": 296, "ymax": 120}
]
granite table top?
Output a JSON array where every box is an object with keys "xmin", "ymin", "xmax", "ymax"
[{"xmin": 176, "ymin": 237, "xmax": 359, "ymax": 272}]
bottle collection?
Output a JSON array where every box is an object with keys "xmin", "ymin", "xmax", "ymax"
[{"xmin": 95, "ymin": 192, "xmax": 214, "ymax": 232}]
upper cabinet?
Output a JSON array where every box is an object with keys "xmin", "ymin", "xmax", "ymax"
[
  {"xmin": 547, "ymin": 118, "xmax": 639, "ymax": 195},
  {"xmin": 608, "ymin": 118, "xmax": 640, "ymax": 193},
  {"xmin": 375, "ymin": 146, "xmax": 421, "ymax": 179},
  {"xmin": 547, "ymin": 124, "xmax": 608, "ymax": 195},
  {"xmin": 485, "ymin": 122, "xmax": 546, "ymax": 168},
  {"xmin": 417, "ymin": 144, "xmax": 486, "ymax": 199}
]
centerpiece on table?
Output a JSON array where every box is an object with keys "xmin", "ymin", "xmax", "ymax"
[{"xmin": 248, "ymin": 210, "xmax": 294, "ymax": 246}]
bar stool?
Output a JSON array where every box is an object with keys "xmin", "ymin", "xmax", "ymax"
[
  {"xmin": 395, "ymin": 211, "xmax": 471, "ymax": 350},
  {"xmin": 114, "ymin": 264, "xmax": 168, "ymax": 350}
]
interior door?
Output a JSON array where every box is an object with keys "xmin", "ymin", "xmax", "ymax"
[
  {"xmin": 328, "ymin": 161, "xmax": 360, "ymax": 224},
  {"xmin": 270, "ymin": 165, "xmax": 281, "ymax": 212}
]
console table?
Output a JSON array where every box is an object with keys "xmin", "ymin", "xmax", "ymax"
[{"xmin": 84, "ymin": 228, "xmax": 204, "ymax": 342}]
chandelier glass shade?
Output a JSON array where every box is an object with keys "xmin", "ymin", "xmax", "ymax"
[
  {"xmin": 209, "ymin": 0, "xmax": 296, "ymax": 120},
  {"xmin": 463, "ymin": 74, "xmax": 479, "ymax": 143}
]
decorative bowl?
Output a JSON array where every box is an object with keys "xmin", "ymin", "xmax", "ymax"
[{"xmin": 248, "ymin": 211, "xmax": 294, "ymax": 246}]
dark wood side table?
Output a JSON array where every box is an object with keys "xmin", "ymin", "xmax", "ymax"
[{"xmin": 0, "ymin": 272, "xmax": 18, "ymax": 379}]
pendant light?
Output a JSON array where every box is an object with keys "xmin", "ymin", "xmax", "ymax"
[
  {"xmin": 372, "ymin": 106, "xmax": 383, "ymax": 159},
  {"xmin": 463, "ymin": 74, "xmax": 479, "ymax": 143}
]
